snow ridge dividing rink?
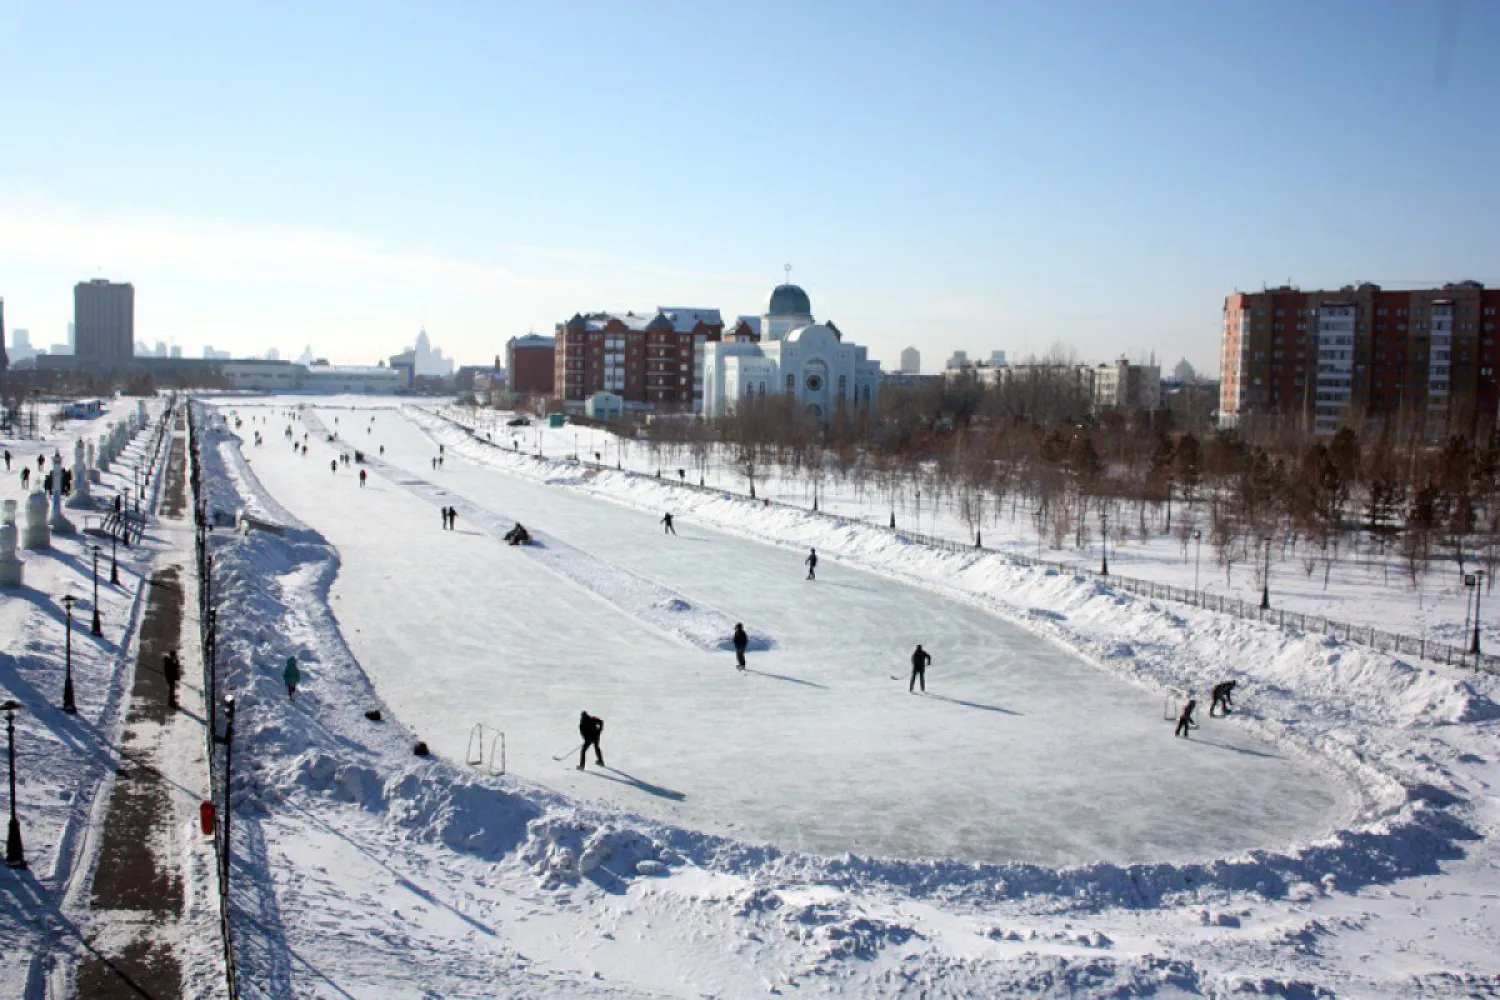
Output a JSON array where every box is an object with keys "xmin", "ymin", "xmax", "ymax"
[{"xmin": 300, "ymin": 407, "xmax": 773, "ymax": 656}]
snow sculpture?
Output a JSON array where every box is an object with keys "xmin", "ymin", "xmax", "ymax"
[
  {"xmin": 0, "ymin": 499, "xmax": 22, "ymax": 587},
  {"xmin": 22, "ymin": 490, "xmax": 50, "ymax": 550},
  {"xmin": 49, "ymin": 454, "xmax": 75, "ymax": 535},
  {"xmin": 67, "ymin": 438, "xmax": 93, "ymax": 509}
]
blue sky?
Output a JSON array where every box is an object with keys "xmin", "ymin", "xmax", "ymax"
[{"xmin": 1, "ymin": 0, "xmax": 1496, "ymax": 373}]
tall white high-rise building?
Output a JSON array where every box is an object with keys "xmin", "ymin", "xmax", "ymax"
[{"xmin": 900, "ymin": 346, "xmax": 920, "ymax": 374}]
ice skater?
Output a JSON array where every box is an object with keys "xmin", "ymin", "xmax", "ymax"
[
  {"xmin": 447, "ymin": 506, "xmax": 458, "ymax": 530},
  {"xmin": 1209, "ymin": 680, "xmax": 1237, "ymax": 717},
  {"xmin": 283, "ymin": 655, "xmax": 301, "ymax": 701},
  {"xmin": 661, "ymin": 512, "xmax": 676, "ymax": 535},
  {"xmin": 1174, "ymin": 698, "xmax": 1198, "ymax": 738},
  {"xmin": 805, "ymin": 548, "xmax": 818, "ymax": 580},
  {"xmin": 330, "ymin": 459, "xmax": 338, "ymax": 474},
  {"xmin": 578, "ymin": 711, "xmax": 605, "ymax": 770},
  {"xmin": 909, "ymin": 644, "xmax": 931, "ymax": 693},
  {"xmin": 733, "ymin": 623, "xmax": 749, "ymax": 670},
  {"xmin": 162, "ymin": 649, "xmax": 181, "ymax": 710}
]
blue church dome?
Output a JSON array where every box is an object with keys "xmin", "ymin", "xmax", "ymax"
[{"xmin": 766, "ymin": 284, "xmax": 812, "ymax": 317}]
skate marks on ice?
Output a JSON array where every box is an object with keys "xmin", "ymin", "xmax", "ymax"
[{"xmin": 301, "ymin": 410, "xmax": 773, "ymax": 657}]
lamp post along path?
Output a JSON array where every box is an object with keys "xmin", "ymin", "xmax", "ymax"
[
  {"xmin": 61, "ymin": 595, "xmax": 78, "ymax": 714},
  {"xmin": 3, "ymin": 699, "xmax": 24, "ymax": 869}
]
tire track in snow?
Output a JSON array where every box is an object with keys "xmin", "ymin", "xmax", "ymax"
[{"xmin": 302, "ymin": 408, "xmax": 770, "ymax": 656}]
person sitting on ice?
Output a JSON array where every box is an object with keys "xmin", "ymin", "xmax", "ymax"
[{"xmin": 1209, "ymin": 680, "xmax": 1237, "ymax": 717}]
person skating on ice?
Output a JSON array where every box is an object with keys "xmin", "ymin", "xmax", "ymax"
[
  {"xmin": 1209, "ymin": 680, "xmax": 1237, "ymax": 717},
  {"xmin": 805, "ymin": 548, "xmax": 818, "ymax": 580},
  {"xmin": 661, "ymin": 512, "xmax": 676, "ymax": 535},
  {"xmin": 732, "ymin": 623, "xmax": 749, "ymax": 670},
  {"xmin": 1174, "ymin": 698, "xmax": 1198, "ymax": 738},
  {"xmin": 909, "ymin": 644, "xmax": 931, "ymax": 693},
  {"xmin": 578, "ymin": 711, "xmax": 605, "ymax": 770}
]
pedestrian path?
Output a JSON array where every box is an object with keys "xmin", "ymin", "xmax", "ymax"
[{"xmin": 74, "ymin": 425, "xmax": 221, "ymax": 996}]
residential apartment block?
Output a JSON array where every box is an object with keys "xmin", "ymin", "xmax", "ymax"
[
  {"xmin": 74, "ymin": 279, "xmax": 134, "ymax": 361},
  {"xmin": 1094, "ymin": 359, "xmax": 1161, "ymax": 411},
  {"xmin": 553, "ymin": 308, "xmax": 724, "ymax": 411},
  {"xmin": 1221, "ymin": 281, "xmax": 1500, "ymax": 437}
]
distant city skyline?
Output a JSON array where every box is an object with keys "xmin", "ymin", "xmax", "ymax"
[{"xmin": 2, "ymin": 2, "xmax": 1497, "ymax": 375}]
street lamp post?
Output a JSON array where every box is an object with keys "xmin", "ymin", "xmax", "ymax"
[
  {"xmin": 90, "ymin": 545, "xmax": 103, "ymax": 636},
  {"xmin": 1472, "ymin": 570, "xmax": 1486, "ymax": 657},
  {"xmin": 219, "ymin": 694, "xmax": 236, "ymax": 886},
  {"xmin": 109, "ymin": 529, "xmax": 120, "ymax": 586},
  {"xmin": 3, "ymin": 699, "xmax": 24, "ymax": 869},
  {"xmin": 1261, "ymin": 535, "xmax": 1272, "ymax": 610},
  {"xmin": 1193, "ymin": 529, "xmax": 1203, "ymax": 592},
  {"xmin": 1100, "ymin": 509, "xmax": 1110, "ymax": 576},
  {"xmin": 60, "ymin": 595, "xmax": 78, "ymax": 714}
]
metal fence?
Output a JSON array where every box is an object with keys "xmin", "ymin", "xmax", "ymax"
[
  {"xmin": 187, "ymin": 401, "xmax": 239, "ymax": 999},
  {"xmin": 438, "ymin": 409, "xmax": 1500, "ymax": 676}
]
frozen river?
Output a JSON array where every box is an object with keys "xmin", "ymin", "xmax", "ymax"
[{"xmin": 225, "ymin": 400, "xmax": 1348, "ymax": 867}]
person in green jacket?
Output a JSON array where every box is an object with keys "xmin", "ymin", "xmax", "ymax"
[{"xmin": 283, "ymin": 656, "xmax": 301, "ymax": 701}]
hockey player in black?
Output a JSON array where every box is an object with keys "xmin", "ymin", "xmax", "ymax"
[
  {"xmin": 909, "ymin": 644, "xmax": 931, "ymax": 693},
  {"xmin": 578, "ymin": 711, "xmax": 605, "ymax": 770},
  {"xmin": 732, "ymin": 623, "xmax": 749, "ymax": 670},
  {"xmin": 661, "ymin": 512, "xmax": 676, "ymax": 535},
  {"xmin": 805, "ymin": 548, "xmax": 818, "ymax": 580},
  {"xmin": 1174, "ymin": 698, "xmax": 1198, "ymax": 738},
  {"xmin": 1209, "ymin": 680, "xmax": 1237, "ymax": 717}
]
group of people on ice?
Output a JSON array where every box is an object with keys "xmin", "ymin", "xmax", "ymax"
[{"xmin": 1174, "ymin": 680, "xmax": 1239, "ymax": 737}]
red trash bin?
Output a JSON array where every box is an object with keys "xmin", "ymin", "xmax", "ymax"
[{"xmin": 200, "ymin": 801, "xmax": 216, "ymax": 836}]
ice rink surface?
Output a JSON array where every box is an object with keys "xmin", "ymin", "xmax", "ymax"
[{"xmin": 230, "ymin": 402, "xmax": 1347, "ymax": 867}]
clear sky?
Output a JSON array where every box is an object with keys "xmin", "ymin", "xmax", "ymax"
[{"xmin": 2, "ymin": 1, "xmax": 1496, "ymax": 374}]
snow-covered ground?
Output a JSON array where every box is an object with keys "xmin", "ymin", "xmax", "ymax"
[{"xmin": 166, "ymin": 396, "xmax": 1499, "ymax": 998}]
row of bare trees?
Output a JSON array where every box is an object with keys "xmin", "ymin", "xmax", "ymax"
[{"xmin": 637, "ymin": 372, "xmax": 1500, "ymax": 594}]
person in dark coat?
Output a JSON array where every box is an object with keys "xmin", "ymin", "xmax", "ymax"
[
  {"xmin": 1209, "ymin": 680, "xmax": 1237, "ymax": 717},
  {"xmin": 283, "ymin": 656, "xmax": 301, "ymax": 701},
  {"xmin": 447, "ymin": 506, "xmax": 457, "ymax": 530},
  {"xmin": 805, "ymin": 548, "xmax": 818, "ymax": 580},
  {"xmin": 909, "ymin": 644, "xmax": 931, "ymax": 693},
  {"xmin": 732, "ymin": 623, "xmax": 749, "ymax": 670},
  {"xmin": 2, "ymin": 450, "xmax": 9, "ymax": 470},
  {"xmin": 1175, "ymin": 698, "xmax": 1198, "ymax": 738},
  {"xmin": 330, "ymin": 459, "xmax": 338, "ymax": 474},
  {"xmin": 359, "ymin": 469, "xmax": 367, "ymax": 488},
  {"xmin": 661, "ymin": 512, "xmax": 676, "ymax": 535},
  {"xmin": 20, "ymin": 467, "xmax": 29, "ymax": 489},
  {"xmin": 578, "ymin": 711, "xmax": 605, "ymax": 770},
  {"xmin": 162, "ymin": 649, "xmax": 181, "ymax": 709}
]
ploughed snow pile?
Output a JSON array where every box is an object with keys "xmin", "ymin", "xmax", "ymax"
[{"xmin": 399, "ymin": 405, "xmax": 1497, "ymax": 906}]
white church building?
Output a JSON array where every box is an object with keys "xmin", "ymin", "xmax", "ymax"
[{"xmin": 701, "ymin": 282, "xmax": 881, "ymax": 421}]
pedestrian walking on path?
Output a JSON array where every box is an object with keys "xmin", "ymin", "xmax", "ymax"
[
  {"xmin": 805, "ymin": 548, "xmax": 818, "ymax": 580},
  {"xmin": 284, "ymin": 655, "xmax": 301, "ymax": 701},
  {"xmin": 909, "ymin": 644, "xmax": 931, "ymax": 693},
  {"xmin": 359, "ymin": 469, "xmax": 367, "ymax": 488},
  {"xmin": 1209, "ymin": 680, "xmax": 1237, "ymax": 717},
  {"xmin": 733, "ymin": 623, "xmax": 749, "ymax": 670},
  {"xmin": 330, "ymin": 459, "xmax": 338, "ymax": 474},
  {"xmin": 162, "ymin": 649, "xmax": 181, "ymax": 710},
  {"xmin": 1174, "ymin": 698, "xmax": 1198, "ymax": 738},
  {"xmin": 578, "ymin": 711, "xmax": 605, "ymax": 770},
  {"xmin": 661, "ymin": 512, "xmax": 676, "ymax": 535},
  {"xmin": 20, "ymin": 467, "xmax": 29, "ymax": 489}
]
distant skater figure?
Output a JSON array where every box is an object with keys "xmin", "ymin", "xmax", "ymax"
[
  {"xmin": 1209, "ymin": 680, "xmax": 1237, "ymax": 717},
  {"xmin": 283, "ymin": 656, "xmax": 301, "ymax": 701},
  {"xmin": 661, "ymin": 512, "xmax": 676, "ymax": 535},
  {"xmin": 359, "ymin": 469, "xmax": 367, "ymax": 488},
  {"xmin": 20, "ymin": 467, "xmax": 29, "ymax": 489},
  {"xmin": 1174, "ymin": 698, "xmax": 1198, "ymax": 738},
  {"xmin": 578, "ymin": 711, "xmax": 605, "ymax": 770},
  {"xmin": 805, "ymin": 548, "xmax": 818, "ymax": 580},
  {"xmin": 447, "ymin": 506, "xmax": 458, "ymax": 530},
  {"xmin": 2, "ymin": 450, "xmax": 9, "ymax": 470},
  {"xmin": 733, "ymin": 623, "xmax": 749, "ymax": 670},
  {"xmin": 162, "ymin": 649, "xmax": 181, "ymax": 709},
  {"xmin": 431, "ymin": 457, "xmax": 438, "ymax": 470},
  {"xmin": 440, "ymin": 507, "xmax": 449, "ymax": 530},
  {"xmin": 379, "ymin": 445, "xmax": 385, "ymax": 456},
  {"xmin": 330, "ymin": 459, "xmax": 338, "ymax": 474},
  {"xmin": 909, "ymin": 644, "xmax": 931, "ymax": 693}
]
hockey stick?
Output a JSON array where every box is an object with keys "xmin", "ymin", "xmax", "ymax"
[{"xmin": 552, "ymin": 742, "xmax": 584, "ymax": 761}]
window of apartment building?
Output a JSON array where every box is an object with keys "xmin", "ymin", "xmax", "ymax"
[{"xmin": 786, "ymin": 374, "xmax": 795, "ymax": 392}]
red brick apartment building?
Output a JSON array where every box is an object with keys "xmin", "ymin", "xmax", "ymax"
[
  {"xmin": 1220, "ymin": 281, "xmax": 1500, "ymax": 438},
  {"xmin": 553, "ymin": 308, "xmax": 724, "ymax": 410},
  {"xmin": 505, "ymin": 334, "xmax": 556, "ymax": 396}
]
